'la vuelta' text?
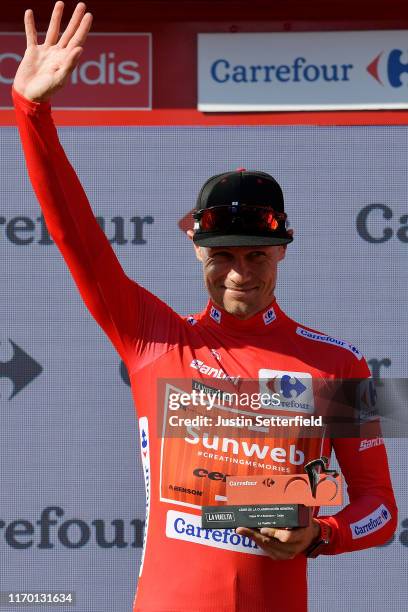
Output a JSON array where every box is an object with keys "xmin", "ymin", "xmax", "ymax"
[
  {"xmin": 0, "ymin": 214, "xmax": 154, "ymax": 246},
  {"xmin": 0, "ymin": 507, "xmax": 145, "ymax": 549}
]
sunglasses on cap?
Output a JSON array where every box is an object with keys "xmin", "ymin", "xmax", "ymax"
[{"xmin": 193, "ymin": 204, "xmax": 287, "ymax": 233}]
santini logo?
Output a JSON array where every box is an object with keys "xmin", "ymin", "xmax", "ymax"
[
  {"xmin": 359, "ymin": 437, "xmax": 384, "ymax": 452},
  {"xmin": 189, "ymin": 359, "xmax": 240, "ymax": 385}
]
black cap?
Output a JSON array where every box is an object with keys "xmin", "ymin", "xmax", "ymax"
[{"xmin": 193, "ymin": 169, "xmax": 292, "ymax": 247}]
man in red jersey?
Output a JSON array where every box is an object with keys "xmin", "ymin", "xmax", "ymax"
[{"xmin": 13, "ymin": 3, "xmax": 397, "ymax": 611}]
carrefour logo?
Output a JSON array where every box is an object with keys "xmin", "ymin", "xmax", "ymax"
[
  {"xmin": 0, "ymin": 339, "xmax": 42, "ymax": 400},
  {"xmin": 367, "ymin": 49, "xmax": 408, "ymax": 87},
  {"xmin": 166, "ymin": 510, "xmax": 266, "ymax": 556},
  {"xmin": 279, "ymin": 375, "xmax": 307, "ymax": 399},
  {"xmin": 141, "ymin": 429, "xmax": 148, "ymax": 450},
  {"xmin": 351, "ymin": 504, "xmax": 392, "ymax": 539},
  {"xmin": 258, "ymin": 369, "xmax": 314, "ymax": 414},
  {"xmin": 210, "ymin": 57, "xmax": 354, "ymax": 84}
]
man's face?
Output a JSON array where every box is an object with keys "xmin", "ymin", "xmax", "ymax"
[{"xmin": 191, "ymin": 242, "xmax": 287, "ymax": 320}]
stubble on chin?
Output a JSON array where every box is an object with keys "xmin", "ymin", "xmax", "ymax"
[{"xmin": 222, "ymin": 298, "xmax": 255, "ymax": 320}]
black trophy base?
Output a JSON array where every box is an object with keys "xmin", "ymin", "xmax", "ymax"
[{"xmin": 201, "ymin": 504, "xmax": 311, "ymax": 529}]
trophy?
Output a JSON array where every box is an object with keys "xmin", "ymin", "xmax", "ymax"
[{"xmin": 201, "ymin": 456, "xmax": 341, "ymax": 529}]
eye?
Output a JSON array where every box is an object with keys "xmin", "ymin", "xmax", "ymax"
[
  {"xmin": 250, "ymin": 251, "xmax": 267, "ymax": 259},
  {"xmin": 211, "ymin": 250, "xmax": 233, "ymax": 259}
]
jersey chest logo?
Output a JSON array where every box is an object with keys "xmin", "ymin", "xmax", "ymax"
[{"xmin": 258, "ymin": 369, "xmax": 315, "ymax": 414}]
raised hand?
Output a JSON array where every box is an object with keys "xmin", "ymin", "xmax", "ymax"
[{"xmin": 13, "ymin": 1, "xmax": 93, "ymax": 102}]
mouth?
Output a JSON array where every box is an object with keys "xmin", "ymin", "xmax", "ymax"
[{"xmin": 223, "ymin": 286, "xmax": 258, "ymax": 294}]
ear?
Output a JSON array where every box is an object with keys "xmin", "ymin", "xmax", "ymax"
[
  {"xmin": 277, "ymin": 228, "xmax": 294, "ymax": 261},
  {"xmin": 187, "ymin": 229, "xmax": 204, "ymax": 262}
]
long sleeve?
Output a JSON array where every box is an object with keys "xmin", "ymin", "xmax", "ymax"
[
  {"xmin": 317, "ymin": 357, "xmax": 397, "ymax": 554},
  {"xmin": 13, "ymin": 87, "xmax": 178, "ymax": 374}
]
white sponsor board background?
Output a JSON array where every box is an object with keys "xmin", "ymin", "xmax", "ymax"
[
  {"xmin": 198, "ymin": 32, "xmax": 408, "ymax": 111},
  {"xmin": 1, "ymin": 124, "xmax": 407, "ymax": 611}
]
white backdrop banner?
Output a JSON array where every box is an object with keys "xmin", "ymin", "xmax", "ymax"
[
  {"xmin": 1, "ymin": 124, "xmax": 407, "ymax": 611},
  {"xmin": 198, "ymin": 32, "xmax": 408, "ymax": 111}
]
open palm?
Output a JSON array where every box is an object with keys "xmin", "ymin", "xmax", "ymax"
[{"xmin": 13, "ymin": 1, "xmax": 93, "ymax": 102}]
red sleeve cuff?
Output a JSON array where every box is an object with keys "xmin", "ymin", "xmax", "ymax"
[
  {"xmin": 315, "ymin": 516, "xmax": 340, "ymax": 555},
  {"xmin": 11, "ymin": 86, "xmax": 51, "ymax": 115}
]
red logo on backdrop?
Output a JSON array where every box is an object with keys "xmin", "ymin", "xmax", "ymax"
[{"xmin": 0, "ymin": 33, "xmax": 151, "ymax": 109}]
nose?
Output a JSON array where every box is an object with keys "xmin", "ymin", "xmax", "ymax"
[{"xmin": 227, "ymin": 255, "xmax": 252, "ymax": 285}]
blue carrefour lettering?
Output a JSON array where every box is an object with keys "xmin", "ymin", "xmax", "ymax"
[
  {"xmin": 209, "ymin": 58, "xmax": 354, "ymax": 84},
  {"xmin": 174, "ymin": 518, "xmax": 185, "ymax": 534},
  {"xmin": 173, "ymin": 517, "xmax": 259, "ymax": 549},
  {"xmin": 211, "ymin": 59, "xmax": 230, "ymax": 83}
]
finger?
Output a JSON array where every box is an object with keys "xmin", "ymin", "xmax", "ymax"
[
  {"xmin": 66, "ymin": 12, "xmax": 93, "ymax": 50},
  {"xmin": 236, "ymin": 528, "xmax": 296, "ymax": 559},
  {"xmin": 258, "ymin": 528, "xmax": 277, "ymax": 539},
  {"xmin": 236, "ymin": 527, "xmax": 273, "ymax": 547},
  {"xmin": 58, "ymin": 2, "xmax": 87, "ymax": 48},
  {"xmin": 58, "ymin": 46, "xmax": 84, "ymax": 78},
  {"xmin": 24, "ymin": 9, "xmax": 38, "ymax": 47},
  {"xmin": 260, "ymin": 528, "xmax": 297, "ymax": 544},
  {"xmin": 44, "ymin": 1, "xmax": 65, "ymax": 46}
]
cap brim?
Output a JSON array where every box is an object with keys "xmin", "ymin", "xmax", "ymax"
[{"xmin": 193, "ymin": 233, "xmax": 293, "ymax": 247}]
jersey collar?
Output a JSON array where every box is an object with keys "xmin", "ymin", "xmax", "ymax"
[{"xmin": 203, "ymin": 299, "xmax": 285, "ymax": 335}]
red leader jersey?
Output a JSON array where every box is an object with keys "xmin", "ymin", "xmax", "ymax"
[{"xmin": 13, "ymin": 88, "xmax": 397, "ymax": 612}]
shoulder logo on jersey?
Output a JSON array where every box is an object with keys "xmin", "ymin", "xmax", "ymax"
[
  {"xmin": 138, "ymin": 417, "xmax": 151, "ymax": 577},
  {"xmin": 259, "ymin": 369, "xmax": 314, "ymax": 413},
  {"xmin": 350, "ymin": 504, "xmax": 391, "ymax": 539},
  {"xmin": 165, "ymin": 510, "xmax": 267, "ymax": 556},
  {"xmin": 356, "ymin": 378, "xmax": 378, "ymax": 422},
  {"xmin": 187, "ymin": 315, "xmax": 198, "ymax": 326},
  {"xmin": 359, "ymin": 436, "xmax": 384, "ymax": 451},
  {"xmin": 262, "ymin": 307, "xmax": 276, "ymax": 326},
  {"xmin": 295, "ymin": 326, "xmax": 363, "ymax": 360},
  {"xmin": 210, "ymin": 306, "xmax": 222, "ymax": 324}
]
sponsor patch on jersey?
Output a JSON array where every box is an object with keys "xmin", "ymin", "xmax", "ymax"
[
  {"xmin": 359, "ymin": 437, "xmax": 384, "ymax": 451},
  {"xmin": 350, "ymin": 504, "xmax": 391, "ymax": 539},
  {"xmin": 296, "ymin": 326, "xmax": 363, "ymax": 360},
  {"xmin": 186, "ymin": 315, "xmax": 198, "ymax": 326},
  {"xmin": 258, "ymin": 369, "xmax": 314, "ymax": 413},
  {"xmin": 189, "ymin": 359, "xmax": 240, "ymax": 385},
  {"xmin": 262, "ymin": 307, "xmax": 276, "ymax": 326},
  {"xmin": 165, "ymin": 510, "xmax": 267, "ymax": 555},
  {"xmin": 210, "ymin": 306, "xmax": 222, "ymax": 324},
  {"xmin": 138, "ymin": 417, "xmax": 151, "ymax": 576},
  {"xmin": 356, "ymin": 378, "xmax": 378, "ymax": 422},
  {"xmin": 210, "ymin": 348, "xmax": 222, "ymax": 361}
]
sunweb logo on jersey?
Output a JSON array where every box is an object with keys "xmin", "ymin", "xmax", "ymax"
[
  {"xmin": 258, "ymin": 369, "xmax": 314, "ymax": 414},
  {"xmin": 367, "ymin": 49, "xmax": 408, "ymax": 87}
]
